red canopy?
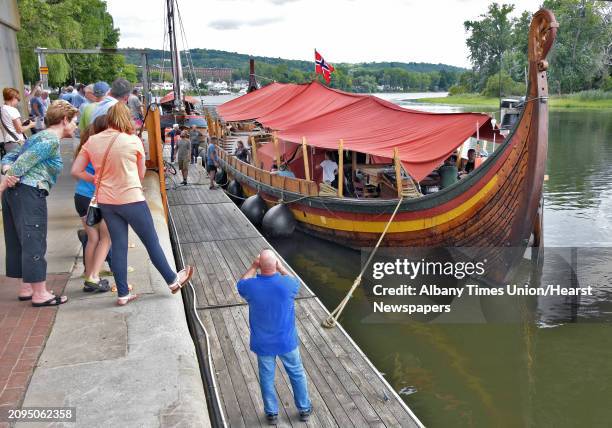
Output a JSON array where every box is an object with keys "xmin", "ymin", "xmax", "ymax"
[
  {"xmin": 257, "ymin": 81, "xmax": 365, "ymax": 130},
  {"xmin": 219, "ymin": 83, "xmax": 308, "ymax": 121},
  {"xmin": 218, "ymin": 82, "xmax": 503, "ymax": 181},
  {"xmin": 159, "ymin": 92, "xmax": 200, "ymax": 105}
]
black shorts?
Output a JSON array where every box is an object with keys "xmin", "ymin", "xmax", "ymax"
[
  {"xmin": 206, "ymin": 164, "xmax": 217, "ymax": 173},
  {"xmin": 74, "ymin": 194, "xmax": 91, "ymax": 218},
  {"xmin": 2, "ymin": 184, "xmax": 49, "ymax": 283}
]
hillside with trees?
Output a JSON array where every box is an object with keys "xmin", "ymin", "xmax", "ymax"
[{"xmin": 123, "ymin": 48, "xmax": 466, "ymax": 93}]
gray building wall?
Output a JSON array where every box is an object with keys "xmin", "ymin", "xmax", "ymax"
[{"xmin": 0, "ymin": 0, "xmax": 27, "ymax": 113}]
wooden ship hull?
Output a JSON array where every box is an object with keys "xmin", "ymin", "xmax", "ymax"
[{"xmin": 216, "ymin": 10, "xmax": 557, "ymax": 253}]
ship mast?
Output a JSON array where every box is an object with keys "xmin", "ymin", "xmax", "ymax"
[{"xmin": 167, "ymin": 0, "xmax": 184, "ymax": 113}]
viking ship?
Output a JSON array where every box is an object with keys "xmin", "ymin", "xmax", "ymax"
[{"xmin": 211, "ymin": 9, "xmax": 558, "ymax": 253}]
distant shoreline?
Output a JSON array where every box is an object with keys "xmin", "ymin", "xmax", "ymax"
[{"xmin": 415, "ymin": 93, "xmax": 612, "ymax": 110}]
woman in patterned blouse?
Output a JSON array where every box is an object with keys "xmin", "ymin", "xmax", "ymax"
[{"xmin": 0, "ymin": 100, "xmax": 78, "ymax": 306}]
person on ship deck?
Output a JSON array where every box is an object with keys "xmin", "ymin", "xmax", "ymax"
[{"xmin": 316, "ymin": 151, "xmax": 338, "ymax": 188}]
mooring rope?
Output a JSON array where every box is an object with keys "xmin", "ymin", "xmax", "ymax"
[{"xmin": 321, "ymin": 196, "xmax": 404, "ymax": 329}]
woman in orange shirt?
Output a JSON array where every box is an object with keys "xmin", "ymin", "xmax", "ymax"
[{"xmin": 72, "ymin": 103, "xmax": 193, "ymax": 305}]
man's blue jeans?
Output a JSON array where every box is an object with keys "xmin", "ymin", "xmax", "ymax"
[{"xmin": 257, "ymin": 347, "xmax": 311, "ymax": 416}]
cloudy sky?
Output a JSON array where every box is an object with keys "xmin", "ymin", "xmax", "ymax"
[{"xmin": 106, "ymin": 0, "xmax": 545, "ymax": 68}]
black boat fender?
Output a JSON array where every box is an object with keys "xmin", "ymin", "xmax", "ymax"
[
  {"xmin": 227, "ymin": 179, "xmax": 243, "ymax": 204},
  {"xmin": 215, "ymin": 169, "xmax": 227, "ymax": 187},
  {"xmin": 241, "ymin": 194, "xmax": 267, "ymax": 226},
  {"xmin": 262, "ymin": 204, "xmax": 296, "ymax": 238}
]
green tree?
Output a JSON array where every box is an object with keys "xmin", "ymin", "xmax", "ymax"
[
  {"xmin": 17, "ymin": 0, "xmax": 71, "ymax": 86},
  {"xmin": 464, "ymin": 3, "xmax": 515, "ymax": 91},
  {"xmin": 482, "ymin": 71, "xmax": 526, "ymax": 96},
  {"xmin": 506, "ymin": 10, "xmax": 531, "ymax": 83},
  {"xmin": 464, "ymin": 0, "xmax": 611, "ymax": 94},
  {"xmin": 543, "ymin": 0, "xmax": 611, "ymax": 93},
  {"xmin": 17, "ymin": 0, "xmax": 128, "ymax": 87}
]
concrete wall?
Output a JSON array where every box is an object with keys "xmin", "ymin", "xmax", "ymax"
[{"xmin": 0, "ymin": 0, "xmax": 27, "ymax": 113}]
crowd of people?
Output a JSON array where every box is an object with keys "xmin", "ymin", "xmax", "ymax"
[{"xmin": 1, "ymin": 80, "xmax": 192, "ymax": 306}]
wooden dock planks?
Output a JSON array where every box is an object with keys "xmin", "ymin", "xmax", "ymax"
[{"xmin": 169, "ymin": 180, "xmax": 422, "ymax": 427}]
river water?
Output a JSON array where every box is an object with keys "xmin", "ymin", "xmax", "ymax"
[{"xmin": 264, "ymin": 93, "xmax": 612, "ymax": 427}]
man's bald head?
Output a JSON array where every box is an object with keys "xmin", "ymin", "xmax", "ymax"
[{"xmin": 259, "ymin": 249, "xmax": 278, "ymax": 275}]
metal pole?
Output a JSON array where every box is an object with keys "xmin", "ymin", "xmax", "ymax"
[
  {"xmin": 36, "ymin": 48, "xmax": 48, "ymax": 89},
  {"xmin": 167, "ymin": 0, "xmax": 182, "ymax": 113},
  {"xmin": 498, "ymin": 51, "xmax": 502, "ymax": 105},
  {"xmin": 141, "ymin": 53, "xmax": 150, "ymax": 107}
]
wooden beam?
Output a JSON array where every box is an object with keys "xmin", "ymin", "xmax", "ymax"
[
  {"xmin": 249, "ymin": 136, "xmax": 258, "ymax": 169},
  {"xmin": 351, "ymin": 151, "xmax": 357, "ymax": 180},
  {"xmin": 338, "ymin": 139, "xmax": 344, "ymax": 197},
  {"xmin": 302, "ymin": 137, "xmax": 310, "ymax": 181},
  {"xmin": 143, "ymin": 107, "xmax": 168, "ymax": 221},
  {"xmin": 394, "ymin": 147, "xmax": 402, "ymax": 199},
  {"xmin": 273, "ymin": 132, "xmax": 281, "ymax": 169}
]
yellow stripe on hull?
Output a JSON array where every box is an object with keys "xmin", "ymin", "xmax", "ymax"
[{"xmin": 241, "ymin": 175, "xmax": 498, "ymax": 233}]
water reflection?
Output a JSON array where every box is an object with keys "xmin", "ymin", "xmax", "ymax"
[{"xmin": 272, "ymin": 231, "xmax": 612, "ymax": 427}]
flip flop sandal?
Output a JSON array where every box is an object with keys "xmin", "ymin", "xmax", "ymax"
[
  {"xmin": 32, "ymin": 295, "xmax": 68, "ymax": 307},
  {"xmin": 117, "ymin": 294, "xmax": 138, "ymax": 306},
  {"xmin": 18, "ymin": 295, "xmax": 33, "ymax": 301},
  {"xmin": 169, "ymin": 265, "xmax": 194, "ymax": 294}
]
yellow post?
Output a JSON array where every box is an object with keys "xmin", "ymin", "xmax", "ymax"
[
  {"xmin": 143, "ymin": 106, "xmax": 168, "ymax": 221},
  {"xmin": 205, "ymin": 110, "xmax": 213, "ymax": 133},
  {"xmin": 273, "ymin": 132, "xmax": 281, "ymax": 169},
  {"xmin": 302, "ymin": 137, "xmax": 310, "ymax": 181},
  {"xmin": 394, "ymin": 147, "xmax": 402, "ymax": 199},
  {"xmin": 338, "ymin": 139, "xmax": 344, "ymax": 197},
  {"xmin": 249, "ymin": 136, "xmax": 259, "ymax": 168}
]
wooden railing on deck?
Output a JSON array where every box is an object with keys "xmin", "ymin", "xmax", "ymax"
[{"xmin": 219, "ymin": 149, "xmax": 319, "ymax": 196}]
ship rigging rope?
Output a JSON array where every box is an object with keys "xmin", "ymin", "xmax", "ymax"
[
  {"xmin": 321, "ymin": 195, "xmax": 404, "ymax": 329},
  {"xmin": 175, "ymin": 0, "xmax": 206, "ymax": 101}
]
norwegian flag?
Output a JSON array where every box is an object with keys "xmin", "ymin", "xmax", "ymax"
[{"xmin": 315, "ymin": 50, "xmax": 335, "ymax": 84}]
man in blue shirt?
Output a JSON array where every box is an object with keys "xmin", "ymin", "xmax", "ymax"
[
  {"xmin": 71, "ymin": 84, "xmax": 87, "ymax": 109},
  {"xmin": 237, "ymin": 249, "xmax": 312, "ymax": 424},
  {"xmin": 59, "ymin": 86, "xmax": 74, "ymax": 104}
]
